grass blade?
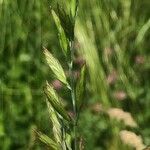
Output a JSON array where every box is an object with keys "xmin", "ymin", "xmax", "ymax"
[{"xmin": 76, "ymin": 65, "xmax": 86, "ymax": 110}]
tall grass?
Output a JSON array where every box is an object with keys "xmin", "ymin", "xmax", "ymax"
[
  {"xmin": 76, "ymin": 0, "xmax": 150, "ymax": 149},
  {"xmin": 0, "ymin": 0, "xmax": 150, "ymax": 149}
]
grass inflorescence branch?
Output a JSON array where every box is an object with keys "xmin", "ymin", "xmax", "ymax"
[{"xmin": 36, "ymin": 1, "xmax": 86, "ymax": 150}]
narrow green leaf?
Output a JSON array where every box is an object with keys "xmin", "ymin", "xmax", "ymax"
[
  {"xmin": 44, "ymin": 82, "xmax": 71, "ymax": 122},
  {"xmin": 35, "ymin": 130, "xmax": 59, "ymax": 150},
  {"xmin": 51, "ymin": 8, "xmax": 69, "ymax": 56},
  {"xmin": 71, "ymin": 0, "xmax": 78, "ymax": 18},
  {"xmin": 76, "ymin": 65, "xmax": 86, "ymax": 110},
  {"xmin": 136, "ymin": 19, "xmax": 150, "ymax": 45},
  {"xmin": 65, "ymin": 133, "xmax": 72, "ymax": 150},
  {"xmin": 43, "ymin": 48, "xmax": 69, "ymax": 87}
]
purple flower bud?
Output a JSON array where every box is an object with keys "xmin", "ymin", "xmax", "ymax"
[{"xmin": 51, "ymin": 80, "xmax": 62, "ymax": 90}]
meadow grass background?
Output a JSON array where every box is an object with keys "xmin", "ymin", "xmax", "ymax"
[{"xmin": 0, "ymin": 0, "xmax": 150, "ymax": 149}]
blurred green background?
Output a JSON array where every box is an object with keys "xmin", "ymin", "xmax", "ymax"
[{"xmin": 0, "ymin": 0, "xmax": 150, "ymax": 149}]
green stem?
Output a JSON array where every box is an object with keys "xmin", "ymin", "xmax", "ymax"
[
  {"xmin": 69, "ymin": 41, "xmax": 77, "ymax": 150},
  {"xmin": 69, "ymin": 1, "xmax": 78, "ymax": 148}
]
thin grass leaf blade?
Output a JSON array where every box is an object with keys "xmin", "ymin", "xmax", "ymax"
[
  {"xmin": 71, "ymin": 0, "xmax": 78, "ymax": 18},
  {"xmin": 76, "ymin": 65, "xmax": 86, "ymax": 110},
  {"xmin": 65, "ymin": 133, "xmax": 72, "ymax": 150},
  {"xmin": 136, "ymin": 19, "xmax": 150, "ymax": 45}
]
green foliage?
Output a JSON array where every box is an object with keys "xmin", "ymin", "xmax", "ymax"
[
  {"xmin": 136, "ymin": 19, "xmax": 150, "ymax": 45},
  {"xmin": 35, "ymin": 130, "xmax": 59, "ymax": 149},
  {"xmin": 70, "ymin": 0, "xmax": 78, "ymax": 19},
  {"xmin": 54, "ymin": 4, "xmax": 75, "ymax": 40},
  {"xmin": 76, "ymin": 65, "xmax": 86, "ymax": 111},
  {"xmin": 39, "ymin": 1, "xmax": 80, "ymax": 149},
  {"xmin": 0, "ymin": 0, "xmax": 150, "ymax": 149},
  {"xmin": 46, "ymin": 101, "xmax": 62, "ymax": 146},
  {"xmin": 51, "ymin": 8, "xmax": 69, "ymax": 56},
  {"xmin": 44, "ymin": 48, "xmax": 69, "ymax": 87},
  {"xmin": 44, "ymin": 82, "xmax": 71, "ymax": 122}
]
